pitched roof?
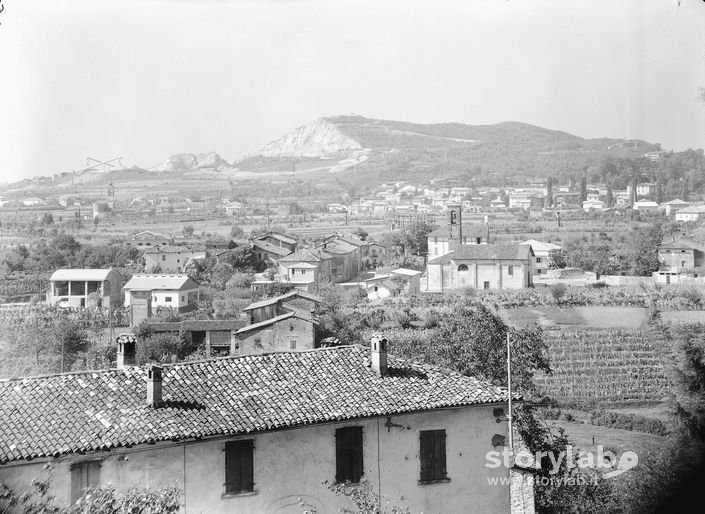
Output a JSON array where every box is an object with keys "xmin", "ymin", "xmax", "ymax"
[
  {"xmin": 251, "ymin": 240, "xmax": 291, "ymax": 257},
  {"xmin": 427, "ymin": 244, "xmax": 533, "ymax": 264},
  {"xmin": 148, "ymin": 320, "xmax": 246, "ymax": 332},
  {"xmin": 235, "ymin": 310, "xmax": 317, "ymax": 334},
  {"xmin": 143, "ymin": 246, "xmax": 205, "ymax": 255},
  {"xmin": 0, "ymin": 346, "xmax": 513, "ymax": 464},
  {"xmin": 391, "ymin": 268, "xmax": 423, "ymax": 277},
  {"xmin": 123, "ymin": 274, "xmax": 200, "ymax": 291},
  {"xmin": 520, "ymin": 239, "xmax": 562, "ymax": 252},
  {"xmin": 279, "ymin": 248, "xmax": 332, "ymax": 263},
  {"xmin": 50, "ymin": 269, "xmax": 117, "ymax": 281},
  {"xmin": 662, "ymin": 199, "xmax": 689, "ymax": 206},
  {"xmin": 677, "ymin": 205, "xmax": 705, "ymax": 214},
  {"xmin": 242, "ymin": 290, "xmax": 321, "ymax": 312},
  {"xmin": 427, "ymin": 224, "xmax": 489, "ymax": 239},
  {"xmin": 315, "ymin": 239, "xmax": 359, "ymax": 255},
  {"xmin": 658, "ymin": 238, "xmax": 705, "ymax": 252},
  {"xmin": 128, "ymin": 231, "xmax": 172, "ymax": 241},
  {"xmin": 255, "ymin": 232, "xmax": 298, "ymax": 245}
]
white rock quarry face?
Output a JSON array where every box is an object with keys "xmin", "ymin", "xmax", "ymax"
[
  {"xmin": 259, "ymin": 118, "xmax": 363, "ymax": 158},
  {"xmin": 152, "ymin": 152, "xmax": 229, "ymax": 171}
]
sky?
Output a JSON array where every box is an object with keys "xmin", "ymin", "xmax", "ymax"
[{"xmin": 1, "ymin": 0, "xmax": 704, "ymax": 183}]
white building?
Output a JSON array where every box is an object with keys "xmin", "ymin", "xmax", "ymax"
[
  {"xmin": 144, "ymin": 246, "xmax": 206, "ymax": 272},
  {"xmin": 582, "ymin": 199, "xmax": 604, "ymax": 211},
  {"xmin": 47, "ymin": 269, "xmax": 123, "ymax": 308},
  {"xmin": 520, "ymin": 240, "xmax": 563, "ymax": 275},
  {"xmin": 676, "ymin": 205, "xmax": 705, "ymax": 222},
  {"xmin": 632, "ymin": 200, "xmax": 659, "ymax": 212},
  {"xmin": 123, "ymin": 274, "xmax": 200, "ymax": 324},
  {"xmin": 660, "ymin": 199, "xmax": 690, "ymax": 216}
]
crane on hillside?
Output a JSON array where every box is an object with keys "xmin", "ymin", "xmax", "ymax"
[{"xmin": 70, "ymin": 156, "xmax": 123, "ymax": 185}]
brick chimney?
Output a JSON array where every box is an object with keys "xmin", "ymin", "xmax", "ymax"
[
  {"xmin": 146, "ymin": 365, "xmax": 163, "ymax": 407},
  {"xmin": 116, "ymin": 333, "xmax": 136, "ymax": 369},
  {"xmin": 370, "ymin": 334, "xmax": 388, "ymax": 377}
]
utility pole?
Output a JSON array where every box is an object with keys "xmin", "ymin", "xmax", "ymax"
[{"xmin": 507, "ymin": 332, "xmax": 514, "ymax": 453}]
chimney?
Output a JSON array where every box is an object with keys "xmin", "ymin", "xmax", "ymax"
[
  {"xmin": 116, "ymin": 333, "xmax": 136, "ymax": 369},
  {"xmin": 146, "ymin": 365, "xmax": 163, "ymax": 407},
  {"xmin": 370, "ymin": 334, "xmax": 388, "ymax": 377}
]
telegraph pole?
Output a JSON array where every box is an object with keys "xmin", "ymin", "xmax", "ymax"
[{"xmin": 507, "ymin": 332, "xmax": 514, "ymax": 453}]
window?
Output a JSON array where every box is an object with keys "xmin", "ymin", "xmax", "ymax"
[
  {"xmin": 419, "ymin": 430, "xmax": 447, "ymax": 483},
  {"xmin": 290, "ymin": 338, "xmax": 297, "ymax": 350},
  {"xmin": 336, "ymin": 427, "xmax": 363, "ymax": 483},
  {"xmin": 475, "ymin": 237, "xmax": 481, "ymax": 244},
  {"xmin": 483, "ymin": 281, "xmax": 490, "ymax": 289},
  {"xmin": 165, "ymin": 296, "xmax": 172, "ymax": 302},
  {"xmin": 181, "ymin": 295, "xmax": 185, "ymax": 301},
  {"xmin": 71, "ymin": 461, "xmax": 100, "ymax": 502},
  {"xmin": 458, "ymin": 264, "xmax": 468, "ymax": 272},
  {"xmin": 161, "ymin": 255, "xmax": 166, "ymax": 261},
  {"xmin": 508, "ymin": 265, "xmax": 514, "ymax": 276},
  {"xmin": 535, "ymin": 257, "xmax": 542, "ymax": 263},
  {"xmin": 224, "ymin": 440, "xmax": 254, "ymax": 495}
]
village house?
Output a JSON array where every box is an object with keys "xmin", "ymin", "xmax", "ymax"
[
  {"xmin": 660, "ymin": 199, "xmax": 689, "ymax": 216},
  {"xmin": 143, "ymin": 246, "xmax": 206, "ymax": 273},
  {"xmin": 426, "ymin": 244, "xmax": 534, "ymax": 291},
  {"xmin": 427, "ymin": 223, "xmax": 491, "ymax": 258},
  {"xmin": 278, "ymin": 247, "xmax": 333, "ymax": 287},
  {"xmin": 251, "ymin": 240, "xmax": 292, "ymax": 268},
  {"xmin": 125, "ymin": 231, "xmax": 174, "ymax": 248},
  {"xmin": 389, "ymin": 268, "xmax": 423, "ymax": 295},
  {"xmin": 632, "ymin": 200, "xmax": 659, "ymax": 212},
  {"xmin": 146, "ymin": 319, "xmax": 246, "ymax": 358},
  {"xmin": 0, "ymin": 340, "xmax": 521, "ymax": 513},
  {"xmin": 123, "ymin": 274, "xmax": 200, "ymax": 326},
  {"xmin": 47, "ymin": 269, "xmax": 123, "ymax": 308},
  {"xmin": 582, "ymin": 199, "xmax": 604, "ymax": 212},
  {"xmin": 521, "ymin": 240, "xmax": 564, "ymax": 276},
  {"xmin": 254, "ymin": 231, "xmax": 299, "ymax": 253},
  {"xmin": 657, "ymin": 238, "xmax": 705, "ymax": 271},
  {"xmin": 675, "ymin": 205, "xmax": 705, "ymax": 222}
]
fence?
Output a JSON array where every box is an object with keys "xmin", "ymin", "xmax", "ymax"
[{"xmin": 0, "ymin": 304, "xmax": 130, "ymax": 328}]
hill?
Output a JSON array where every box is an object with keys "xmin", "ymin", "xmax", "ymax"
[{"xmin": 242, "ymin": 115, "xmax": 659, "ymax": 183}]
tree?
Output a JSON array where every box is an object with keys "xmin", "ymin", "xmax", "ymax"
[
  {"xmin": 230, "ymin": 225, "xmax": 245, "ymax": 239},
  {"xmin": 578, "ymin": 176, "xmax": 587, "ymax": 203},
  {"xmin": 211, "ymin": 262, "xmax": 235, "ymax": 289},
  {"xmin": 183, "ymin": 225, "xmax": 195, "ymax": 237},
  {"xmin": 606, "ymin": 181, "xmax": 614, "ymax": 208},
  {"xmin": 41, "ymin": 213, "xmax": 54, "ymax": 225},
  {"xmin": 545, "ymin": 176, "xmax": 554, "ymax": 209}
]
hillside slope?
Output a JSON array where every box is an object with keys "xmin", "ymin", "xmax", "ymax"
[{"xmin": 245, "ymin": 115, "xmax": 658, "ymax": 182}]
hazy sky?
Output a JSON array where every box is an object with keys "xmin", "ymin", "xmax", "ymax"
[{"xmin": 1, "ymin": 0, "xmax": 704, "ymax": 182}]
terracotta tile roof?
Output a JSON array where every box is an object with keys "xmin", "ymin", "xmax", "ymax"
[
  {"xmin": 243, "ymin": 290, "xmax": 321, "ymax": 311},
  {"xmin": 0, "ymin": 346, "xmax": 513, "ymax": 464},
  {"xmin": 234, "ymin": 310, "xmax": 317, "ymax": 334},
  {"xmin": 251, "ymin": 240, "xmax": 291, "ymax": 257},
  {"xmin": 148, "ymin": 320, "xmax": 246, "ymax": 332},
  {"xmin": 143, "ymin": 246, "xmax": 206, "ymax": 255},
  {"xmin": 123, "ymin": 274, "xmax": 200, "ymax": 291},
  {"xmin": 279, "ymin": 248, "xmax": 332, "ymax": 263},
  {"xmin": 427, "ymin": 223, "xmax": 490, "ymax": 239},
  {"xmin": 428, "ymin": 244, "xmax": 533, "ymax": 264}
]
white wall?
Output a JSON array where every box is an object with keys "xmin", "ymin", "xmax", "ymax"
[{"xmin": 0, "ymin": 406, "xmax": 511, "ymax": 514}]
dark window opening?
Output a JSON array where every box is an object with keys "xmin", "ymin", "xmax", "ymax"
[
  {"xmin": 336, "ymin": 427, "xmax": 363, "ymax": 483},
  {"xmin": 71, "ymin": 461, "xmax": 100, "ymax": 503},
  {"xmin": 225, "ymin": 440, "xmax": 254, "ymax": 495},
  {"xmin": 419, "ymin": 430, "xmax": 447, "ymax": 483}
]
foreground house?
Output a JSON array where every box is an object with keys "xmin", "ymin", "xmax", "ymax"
[
  {"xmin": 657, "ymin": 238, "xmax": 705, "ymax": 271},
  {"xmin": 47, "ymin": 268, "xmax": 122, "ymax": 308},
  {"xmin": 0, "ymin": 341, "xmax": 520, "ymax": 513},
  {"xmin": 123, "ymin": 274, "xmax": 200, "ymax": 325},
  {"xmin": 426, "ymin": 244, "xmax": 534, "ymax": 291}
]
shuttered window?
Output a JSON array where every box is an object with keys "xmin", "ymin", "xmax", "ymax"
[
  {"xmin": 335, "ymin": 427, "xmax": 363, "ymax": 483},
  {"xmin": 419, "ymin": 430, "xmax": 447, "ymax": 482},
  {"xmin": 225, "ymin": 440, "xmax": 254, "ymax": 494},
  {"xmin": 70, "ymin": 461, "xmax": 101, "ymax": 502}
]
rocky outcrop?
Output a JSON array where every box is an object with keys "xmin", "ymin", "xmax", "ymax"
[
  {"xmin": 258, "ymin": 118, "xmax": 364, "ymax": 158},
  {"xmin": 152, "ymin": 152, "xmax": 231, "ymax": 171}
]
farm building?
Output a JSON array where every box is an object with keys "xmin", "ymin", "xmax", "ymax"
[
  {"xmin": 47, "ymin": 269, "xmax": 123, "ymax": 309},
  {"xmin": 123, "ymin": 274, "xmax": 200, "ymax": 325},
  {"xmin": 0, "ymin": 341, "xmax": 522, "ymax": 513},
  {"xmin": 425, "ymin": 244, "xmax": 534, "ymax": 292},
  {"xmin": 143, "ymin": 246, "xmax": 206, "ymax": 273},
  {"xmin": 632, "ymin": 200, "xmax": 659, "ymax": 212},
  {"xmin": 660, "ymin": 199, "xmax": 689, "ymax": 216},
  {"xmin": 675, "ymin": 205, "xmax": 705, "ymax": 222},
  {"xmin": 520, "ymin": 240, "xmax": 563, "ymax": 275},
  {"xmin": 657, "ymin": 238, "xmax": 705, "ymax": 271},
  {"xmin": 125, "ymin": 231, "xmax": 173, "ymax": 248}
]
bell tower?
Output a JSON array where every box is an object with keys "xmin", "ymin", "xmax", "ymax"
[{"xmin": 447, "ymin": 202, "xmax": 463, "ymax": 249}]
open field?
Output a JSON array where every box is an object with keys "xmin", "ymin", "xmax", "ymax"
[
  {"xmin": 548, "ymin": 420, "xmax": 667, "ymax": 456},
  {"xmin": 500, "ymin": 306, "xmax": 648, "ymax": 329}
]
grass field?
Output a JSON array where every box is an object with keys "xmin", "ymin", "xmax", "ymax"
[
  {"xmin": 548, "ymin": 420, "xmax": 667, "ymax": 456},
  {"xmin": 500, "ymin": 306, "xmax": 648, "ymax": 329}
]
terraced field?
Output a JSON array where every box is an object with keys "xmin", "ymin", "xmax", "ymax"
[{"xmin": 534, "ymin": 328, "xmax": 670, "ymax": 406}]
